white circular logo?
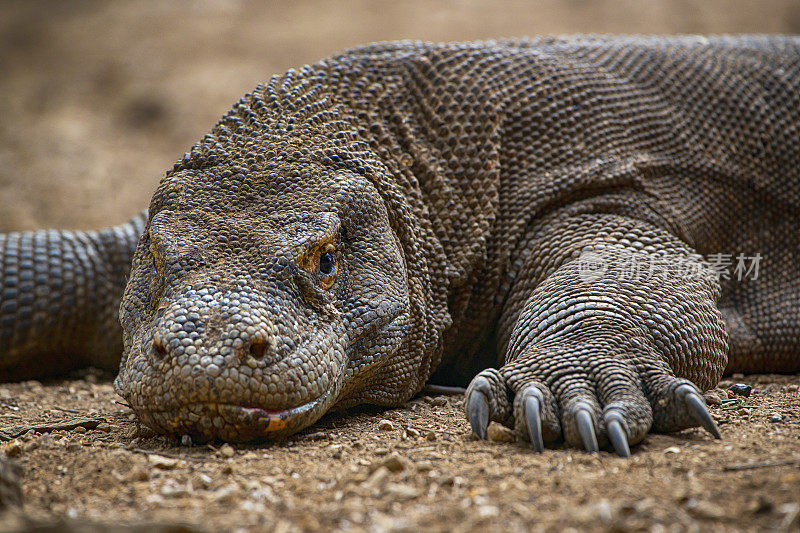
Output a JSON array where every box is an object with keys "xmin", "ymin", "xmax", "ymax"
[{"xmin": 577, "ymin": 250, "xmax": 607, "ymax": 282}]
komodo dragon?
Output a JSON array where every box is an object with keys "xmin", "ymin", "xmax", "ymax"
[{"xmin": 1, "ymin": 36, "xmax": 799, "ymax": 459}]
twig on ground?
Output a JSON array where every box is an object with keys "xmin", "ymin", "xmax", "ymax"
[
  {"xmin": 52, "ymin": 406, "xmax": 83, "ymax": 414},
  {"xmin": 723, "ymin": 459, "xmax": 800, "ymax": 471},
  {"xmin": 423, "ymin": 384, "xmax": 467, "ymax": 396},
  {"xmin": 0, "ymin": 418, "xmax": 104, "ymax": 440},
  {"xmin": 128, "ymin": 447, "xmax": 207, "ymax": 462},
  {"xmin": 405, "ymin": 424, "xmax": 463, "ymax": 437}
]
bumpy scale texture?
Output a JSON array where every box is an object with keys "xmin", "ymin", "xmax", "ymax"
[{"xmin": 1, "ymin": 36, "xmax": 799, "ymax": 451}]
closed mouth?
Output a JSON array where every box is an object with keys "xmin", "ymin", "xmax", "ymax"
[
  {"xmin": 134, "ymin": 385, "xmax": 332, "ymax": 431},
  {"xmin": 184, "ymin": 394, "xmax": 328, "ymax": 432},
  {"xmin": 127, "ymin": 309, "xmax": 405, "ymax": 440},
  {"xmin": 130, "ymin": 368, "xmax": 342, "ymax": 441}
]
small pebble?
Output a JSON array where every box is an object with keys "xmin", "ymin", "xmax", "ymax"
[
  {"xmin": 748, "ymin": 495, "xmax": 773, "ymax": 514},
  {"xmin": 415, "ymin": 461, "xmax": 434, "ymax": 473},
  {"xmin": 787, "ymin": 384, "xmax": 799, "ymax": 393},
  {"xmin": 212, "ymin": 483, "xmax": 239, "ymax": 502},
  {"xmin": 405, "ymin": 427, "xmax": 420, "ymax": 438},
  {"xmin": 384, "ymin": 482, "xmax": 420, "ymax": 500},
  {"xmin": 703, "ymin": 390, "xmax": 725, "ymax": 406},
  {"xmin": 770, "ymin": 414, "xmax": 783, "ymax": 423},
  {"xmin": 181, "ymin": 434, "xmax": 192, "ymax": 446},
  {"xmin": 3, "ymin": 440, "xmax": 22, "ymax": 457},
  {"xmin": 128, "ymin": 466, "xmax": 150, "ymax": 482},
  {"xmin": 193, "ymin": 472, "xmax": 212, "ymax": 488},
  {"xmin": 425, "ymin": 431, "xmax": 437, "ymax": 442},
  {"xmin": 687, "ymin": 500, "xmax": 726, "ymax": 520},
  {"xmin": 429, "ymin": 397, "xmax": 447, "ymax": 407},
  {"xmin": 242, "ymin": 479, "xmax": 260, "ymax": 491},
  {"xmin": 160, "ymin": 479, "xmax": 188, "ymax": 497},
  {"xmin": 487, "ymin": 423, "xmax": 515, "ymax": 443},
  {"xmin": 72, "ymin": 426, "xmax": 88, "ymax": 435},
  {"xmin": 148, "ymin": 454, "xmax": 179, "ymax": 470},
  {"xmin": 219, "ymin": 444, "xmax": 235, "ymax": 458},
  {"xmin": 728, "ymin": 383, "xmax": 752, "ymax": 397},
  {"xmin": 374, "ymin": 447, "xmax": 389, "ymax": 456},
  {"xmin": 477, "ymin": 504, "xmax": 500, "ymax": 519},
  {"xmin": 375, "ymin": 453, "xmax": 408, "ymax": 473},
  {"xmin": 377, "ymin": 419, "xmax": 394, "ymax": 431},
  {"xmin": 362, "ymin": 466, "xmax": 390, "ymax": 491}
]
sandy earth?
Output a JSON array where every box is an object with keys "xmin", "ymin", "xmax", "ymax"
[
  {"xmin": 0, "ymin": 373, "xmax": 799, "ymax": 532},
  {"xmin": 1, "ymin": 1, "xmax": 800, "ymax": 531}
]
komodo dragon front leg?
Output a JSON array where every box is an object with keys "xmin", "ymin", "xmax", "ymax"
[{"xmin": 466, "ymin": 212, "xmax": 725, "ymax": 456}]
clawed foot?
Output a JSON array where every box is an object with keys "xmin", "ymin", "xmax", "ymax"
[{"xmin": 465, "ymin": 352, "xmax": 720, "ymax": 457}]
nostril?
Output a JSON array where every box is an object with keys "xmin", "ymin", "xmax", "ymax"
[
  {"xmin": 248, "ymin": 339, "xmax": 269, "ymax": 360},
  {"xmin": 152, "ymin": 336, "xmax": 168, "ymax": 358}
]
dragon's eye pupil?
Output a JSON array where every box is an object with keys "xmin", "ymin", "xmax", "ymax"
[{"xmin": 319, "ymin": 251, "xmax": 335, "ymax": 276}]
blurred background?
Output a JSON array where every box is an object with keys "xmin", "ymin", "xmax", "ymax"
[{"xmin": 1, "ymin": 0, "xmax": 798, "ymax": 231}]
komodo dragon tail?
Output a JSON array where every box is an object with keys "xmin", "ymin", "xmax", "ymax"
[{"xmin": 0, "ymin": 211, "xmax": 146, "ymax": 381}]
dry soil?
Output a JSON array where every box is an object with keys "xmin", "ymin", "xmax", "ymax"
[{"xmin": 0, "ymin": 373, "xmax": 799, "ymax": 532}]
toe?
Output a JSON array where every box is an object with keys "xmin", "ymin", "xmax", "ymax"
[
  {"xmin": 467, "ymin": 386, "xmax": 490, "ymax": 439},
  {"xmin": 604, "ymin": 409, "xmax": 631, "ymax": 457},
  {"xmin": 561, "ymin": 397, "xmax": 603, "ymax": 451},
  {"xmin": 677, "ymin": 383, "xmax": 721, "ymax": 439},
  {"xmin": 574, "ymin": 402, "xmax": 599, "ymax": 453},
  {"xmin": 588, "ymin": 349, "xmax": 653, "ymax": 449},
  {"xmin": 646, "ymin": 376, "xmax": 722, "ymax": 439},
  {"xmin": 464, "ymin": 368, "xmax": 513, "ymax": 439},
  {"xmin": 512, "ymin": 382, "xmax": 561, "ymax": 451},
  {"xmin": 523, "ymin": 393, "xmax": 544, "ymax": 452}
]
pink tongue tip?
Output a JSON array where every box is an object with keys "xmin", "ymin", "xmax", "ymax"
[{"xmin": 239, "ymin": 405, "xmax": 291, "ymax": 430}]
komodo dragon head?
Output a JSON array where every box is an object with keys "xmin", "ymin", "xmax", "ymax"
[{"xmin": 114, "ymin": 71, "xmax": 449, "ymax": 441}]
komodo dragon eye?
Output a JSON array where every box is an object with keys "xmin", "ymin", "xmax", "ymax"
[{"xmin": 317, "ymin": 244, "xmax": 337, "ymax": 289}]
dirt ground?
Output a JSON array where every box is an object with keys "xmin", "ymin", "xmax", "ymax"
[
  {"xmin": 0, "ymin": 373, "xmax": 798, "ymax": 532},
  {"xmin": 1, "ymin": 1, "xmax": 800, "ymax": 531}
]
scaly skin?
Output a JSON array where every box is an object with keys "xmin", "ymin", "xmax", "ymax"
[
  {"xmin": 1, "ymin": 36, "xmax": 799, "ymax": 454},
  {"xmin": 0, "ymin": 212, "xmax": 146, "ymax": 380}
]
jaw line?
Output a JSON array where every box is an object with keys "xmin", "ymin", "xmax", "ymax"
[
  {"xmin": 131, "ymin": 354, "xmax": 349, "ymax": 437},
  {"xmin": 190, "ymin": 390, "xmax": 332, "ymax": 433},
  {"xmin": 125, "ymin": 309, "xmax": 405, "ymax": 439}
]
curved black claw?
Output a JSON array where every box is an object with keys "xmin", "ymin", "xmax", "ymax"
[
  {"xmin": 575, "ymin": 404, "xmax": 599, "ymax": 453},
  {"xmin": 467, "ymin": 389, "xmax": 490, "ymax": 440},
  {"xmin": 678, "ymin": 385, "xmax": 721, "ymax": 439},
  {"xmin": 604, "ymin": 411, "xmax": 631, "ymax": 458},
  {"xmin": 522, "ymin": 391, "xmax": 544, "ymax": 453}
]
